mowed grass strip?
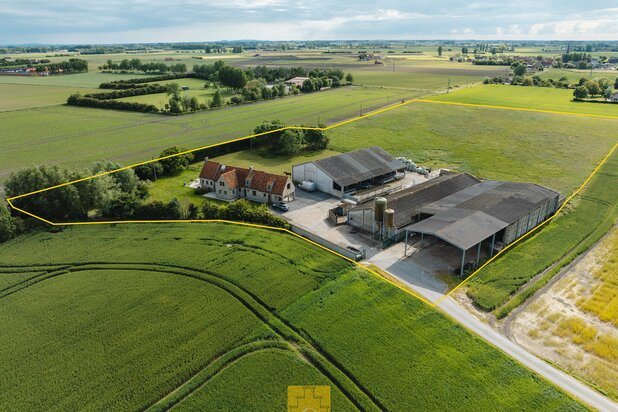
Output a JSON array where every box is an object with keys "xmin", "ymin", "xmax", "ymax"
[
  {"xmin": 467, "ymin": 151, "xmax": 618, "ymax": 312},
  {"xmin": 327, "ymin": 100, "xmax": 617, "ymax": 194},
  {"xmin": 0, "ymin": 269, "xmax": 266, "ymax": 411},
  {"xmin": 0, "ymin": 224, "xmax": 586, "ymax": 411},
  {"xmin": 426, "ymin": 84, "xmax": 618, "ymax": 117}
]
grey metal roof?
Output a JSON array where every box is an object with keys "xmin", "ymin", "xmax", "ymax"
[
  {"xmin": 403, "ymin": 176, "xmax": 560, "ymax": 250},
  {"xmin": 313, "ymin": 146, "xmax": 405, "ymax": 187},
  {"xmin": 406, "ymin": 210, "xmax": 508, "ymax": 250},
  {"xmin": 381, "ymin": 173, "xmax": 481, "ymax": 228}
]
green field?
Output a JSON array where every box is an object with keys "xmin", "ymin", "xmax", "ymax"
[
  {"xmin": 536, "ymin": 68, "xmax": 618, "ymax": 84},
  {"xmin": 0, "ymin": 83, "xmax": 98, "ymax": 111},
  {"xmin": 467, "ymin": 151, "xmax": 618, "ymax": 312},
  {"xmin": 0, "ymin": 223, "xmax": 585, "ymax": 411},
  {"xmin": 0, "ymin": 71, "xmax": 156, "ymax": 88},
  {"xmin": 327, "ymin": 100, "xmax": 617, "ymax": 195},
  {"xmin": 0, "ymin": 86, "xmax": 418, "ymax": 188},
  {"xmin": 427, "ymin": 84, "xmax": 618, "ymax": 117}
]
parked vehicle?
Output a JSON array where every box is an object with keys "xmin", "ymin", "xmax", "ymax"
[
  {"xmin": 271, "ymin": 202, "xmax": 289, "ymax": 212},
  {"xmin": 299, "ymin": 181, "xmax": 316, "ymax": 192}
]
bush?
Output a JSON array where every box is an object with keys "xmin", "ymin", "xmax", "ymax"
[
  {"xmin": 0, "ymin": 203, "xmax": 17, "ymax": 243},
  {"xmin": 201, "ymin": 199, "xmax": 288, "ymax": 228}
]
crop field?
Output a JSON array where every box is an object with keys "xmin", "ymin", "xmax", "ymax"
[
  {"xmin": 0, "ymin": 83, "xmax": 99, "ymax": 111},
  {"xmin": 0, "ymin": 223, "xmax": 585, "ymax": 411},
  {"xmin": 351, "ymin": 70, "xmax": 485, "ymax": 90},
  {"xmin": 0, "ymin": 86, "xmax": 418, "ymax": 188},
  {"xmin": 511, "ymin": 227, "xmax": 618, "ymax": 400},
  {"xmin": 426, "ymin": 84, "xmax": 618, "ymax": 117},
  {"xmin": 467, "ymin": 150, "xmax": 617, "ymax": 313},
  {"xmin": 327, "ymin": 99, "xmax": 618, "ymax": 195},
  {"xmin": 577, "ymin": 228, "xmax": 618, "ymax": 326},
  {"xmin": 0, "ymin": 71, "xmax": 155, "ymax": 88}
]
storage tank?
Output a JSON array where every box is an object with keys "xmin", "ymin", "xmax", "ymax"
[
  {"xmin": 374, "ymin": 197, "xmax": 387, "ymax": 223},
  {"xmin": 384, "ymin": 209, "xmax": 395, "ymax": 228}
]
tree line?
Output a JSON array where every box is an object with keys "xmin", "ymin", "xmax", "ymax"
[
  {"xmin": 67, "ymin": 94, "xmax": 159, "ymax": 113},
  {"xmin": 251, "ymin": 120, "xmax": 329, "ymax": 156},
  {"xmin": 99, "ymin": 58, "xmax": 187, "ymax": 74},
  {"xmin": 35, "ymin": 59, "xmax": 88, "ymax": 73}
]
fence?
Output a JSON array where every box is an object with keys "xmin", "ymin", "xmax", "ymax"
[{"xmin": 289, "ymin": 224, "xmax": 365, "ymax": 261}]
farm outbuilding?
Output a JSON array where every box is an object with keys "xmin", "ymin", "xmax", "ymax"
[
  {"xmin": 348, "ymin": 171, "xmax": 561, "ymax": 275},
  {"xmin": 292, "ymin": 146, "xmax": 405, "ymax": 198}
]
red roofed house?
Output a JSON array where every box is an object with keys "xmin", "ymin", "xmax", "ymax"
[{"xmin": 199, "ymin": 158, "xmax": 295, "ymax": 203}]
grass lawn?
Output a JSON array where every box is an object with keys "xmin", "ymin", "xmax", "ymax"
[
  {"xmin": 146, "ymin": 163, "xmax": 206, "ymax": 206},
  {"xmin": 0, "ymin": 223, "xmax": 585, "ymax": 411},
  {"xmin": 0, "ymin": 86, "xmax": 419, "ymax": 188},
  {"xmin": 327, "ymin": 100, "xmax": 617, "ymax": 195},
  {"xmin": 426, "ymin": 84, "xmax": 618, "ymax": 117},
  {"xmin": 0, "ymin": 83, "xmax": 99, "ymax": 111}
]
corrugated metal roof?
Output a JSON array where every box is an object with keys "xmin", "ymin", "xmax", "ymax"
[
  {"xmin": 313, "ymin": 146, "xmax": 405, "ymax": 187},
  {"xmin": 381, "ymin": 173, "xmax": 481, "ymax": 228},
  {"xmin": 403, "ymin": 176, "xmax": 560, "ymax": 250}
]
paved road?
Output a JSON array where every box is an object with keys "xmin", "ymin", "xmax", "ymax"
[
  {"xmin": 437, "ymin": 297, "xmax": 618, "ymax": 412},
  {"xmin": 370, "ymin": 250, "xmax": 618, "ymax": 411}
]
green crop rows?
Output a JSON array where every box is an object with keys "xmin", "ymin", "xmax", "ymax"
[{"xmin": 0, "ymin": 223, "xmax": 585, "ymax": 411}]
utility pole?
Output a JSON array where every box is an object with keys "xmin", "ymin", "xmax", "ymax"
[
  {"xmin": 447, "ymin": 78, "xmax": 451, "ymax": 93},
  {"xmin": 359, "ymin": 103, "xmax": 363, "ymax": 116}
]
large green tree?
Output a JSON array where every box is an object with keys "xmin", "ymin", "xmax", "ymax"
[{"xmin": 158, "ymin": 146, "xmax": 194, "ymax": 176}]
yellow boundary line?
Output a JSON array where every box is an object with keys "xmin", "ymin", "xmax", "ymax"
[
  {"xmin": 4, "ymin": 95, "xmax": 617, "ymax": 308},
  {"xmin": 416, "ymin": 99, "xmax": 618, "ymax": 120},
  {"xmin": 433, "ymin": 142, "xmax": 617, "ymax": 306}
]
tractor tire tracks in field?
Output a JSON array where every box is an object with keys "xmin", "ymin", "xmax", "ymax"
[{"xmin": 0, "ymin": 261, "xmax": 384, "ymax": 412}]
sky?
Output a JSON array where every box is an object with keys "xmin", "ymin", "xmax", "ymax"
[{"xmin": 1, "ymin": 1, "xmax": 617, "ymax": 44}]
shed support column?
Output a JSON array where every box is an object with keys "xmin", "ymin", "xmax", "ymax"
[
  {"xmin": 460, "ymin": 249, "xmax": 466, "ymax": 277},
  {"xmin": 476, "ymin": 242, "xmax": 481, "ymax": 268},
  {"xmin": 490, "ymin": 233, "xmax": 496, "ymax": 257},
  {"xmin": 404, "ymin": 231, "xmax": 409, "ymax": 257}
]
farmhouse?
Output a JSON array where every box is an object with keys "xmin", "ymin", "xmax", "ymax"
[
  {"xmin": 348, "ymin": 171, "xmax": 561, "ymax": 274},
  {"xmin": 292, "ymin": 146, "xmax": 405, "ymax": 198},
  {"xmin": 199, "ymin": 159, "xmax": 295, "ymax": 203},
  {"xmin": 284, "ymin": 77, "xmax": 309, "ymax": 87}
]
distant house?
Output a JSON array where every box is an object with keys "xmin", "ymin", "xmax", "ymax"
[
  {"xmin": 284, "ymin": 77, "xmax": 309, "ymax": 87},
  {"xmin": 609, "ymin": 93, "xmax": 618, "ymax": 103},
  {"xmin": 199, "ymin": 159, "xmax": 295, "ymax": 203}
]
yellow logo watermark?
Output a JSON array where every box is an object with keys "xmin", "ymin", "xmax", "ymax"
[{"xmin": 288, "ymin": 385, "xmax": 331, "ymax": 412}]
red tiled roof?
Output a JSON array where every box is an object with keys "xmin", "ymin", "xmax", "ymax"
[{"xmin": 199, "ymin": 161, "xmax": 290, "ymax": 195}]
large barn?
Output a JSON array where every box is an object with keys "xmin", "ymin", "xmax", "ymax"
[
  {"xmin": 291, "ymin": 146, "xmax": 405, "ymax": 197},
  {"xmin": 348, "ymin": 171, "xmax": 561, "ymax": 275}
]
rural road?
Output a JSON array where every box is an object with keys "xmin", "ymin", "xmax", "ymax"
[
  {"xmin": 372, "ymin": 248, "xmax": 618, "ymax": 410},
  {"xmin": 437, "ymin": 297, "xmax": 618, "ymax": 412}
]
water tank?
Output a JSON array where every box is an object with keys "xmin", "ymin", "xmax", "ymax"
[
  {"xmin": 385, "ymin": 209, "xmax": 395, "ymax": 227},
  {"xmin": 374, "ymin": 197, "xmax": 387, "ymax": 223}
]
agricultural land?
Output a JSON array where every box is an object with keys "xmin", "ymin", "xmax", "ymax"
[{"xmin": 0, "ymin": 223, "xmax": 586, "ymax": 411}]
